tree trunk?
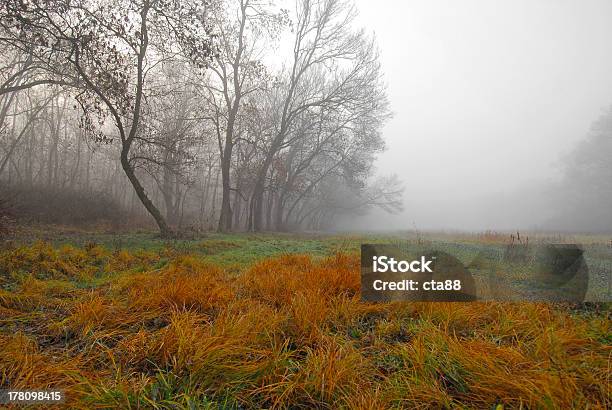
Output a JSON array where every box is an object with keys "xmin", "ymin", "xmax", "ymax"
[
  {"xmin": 217, "ymin": 140, "xmax": 233, "ymax": 232},
  {"xmin": 200, "ymin": 163, "xmax": 213, "ymax": 230},
  {"xmin": 265, "ymin": 190, "xmax": 274, "ymax": 230},
  {"xmin": 233, "ymin": 186, "xmax": 241, "ymax": 230},
  {"xmin": 161, "ymin": 164, "xmax": 178, "ymax": 226},
  {"xmin": 249, "ymin": 152, "xmax": 274, "ymax": 231},
  {"xmin": 120, "ymin": 148, "xmax": 172, "ymax": 237},
  {"xmin": 274, "ymin": 190, "xmax": 288, "ymax": 231},
  {"xmin": 210, "ymin": 167, "xmax": 220, "ymax": 230}
]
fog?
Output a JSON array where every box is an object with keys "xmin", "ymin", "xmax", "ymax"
[
  {"xmin": 344, "ymin": 0, "xmax": 612, "ymax": 232},
  {"xmin": 1, "ymin": 0, "xmax": 611, "ymax": 235}
]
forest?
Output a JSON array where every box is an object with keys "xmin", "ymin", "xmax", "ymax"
[{"xmin": 0, "ymin": 0, "xmax": 402, "ymax": 236}]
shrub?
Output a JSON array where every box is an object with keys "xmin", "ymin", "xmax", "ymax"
[
  {"xmin": 0, "ymin": 194, "xmax": 16, "ymax": 239},
  {"xmin": 1, "ymin": 183, "xmax": 128, "ymax": 227}
]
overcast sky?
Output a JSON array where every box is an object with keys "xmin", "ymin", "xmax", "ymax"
[{"xmin": 345, "ymin": 0, "xmax": 612, "ymax": 231}]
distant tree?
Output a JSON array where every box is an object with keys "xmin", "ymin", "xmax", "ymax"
[
  {"xmin": 138, "ymin": 64, "xmax": 203, "ymax": 228},
  {"xmin": 0, "ymin": 89, "xmax": 57, "ymax": 175},
  {"xmin": 295, "ymin": 174, "xmax": 403, "ymax": 230},
  {"xmin": 557, "ymin": 105, "xmax": 612, "ymax": 231},
  {"xmin": 565, "ymin": 106, "xmax": 612, "ymax": 195}
]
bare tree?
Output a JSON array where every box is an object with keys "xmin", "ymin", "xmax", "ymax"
[
  {"xmin": 196, "ymin": 0, "xmax": 285, "ymax": 231},
  {"xmin": 249, "ymin": 0, "xmax": 382, "ymax": 231},
  {"xmin": 0, "ymin": 0, "xmax": 215, "ymax": 236}
]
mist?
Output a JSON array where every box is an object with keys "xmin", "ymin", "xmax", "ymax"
[
  {"xmin": 343, "ymin": 0, "xmax": 612, "ymax": 232},
  {"xmin": 1, "ymin": 0, "xmax": 611, "ymax": 235}
]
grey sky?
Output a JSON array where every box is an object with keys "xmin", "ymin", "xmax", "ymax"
[{"xmin": 348, "ymin": 0, "xmax": 612, "ymax": 231}]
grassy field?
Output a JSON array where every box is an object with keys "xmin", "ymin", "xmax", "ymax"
[{"xmin": 0, "ymin": 228, "xmax": 610, "ymax": 408}]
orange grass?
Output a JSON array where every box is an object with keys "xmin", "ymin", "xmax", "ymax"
[{"xmin": 0, "ymin": 243, "xmax": 610, "ymax": 409}]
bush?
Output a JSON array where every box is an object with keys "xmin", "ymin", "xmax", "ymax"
[
  {"xmin": 0, "ymin": 195, "xmax": 16, "ymax": 239},
  {"xmin": 0, "ymin": 183, "xmax": 128, "ymax": 227}
]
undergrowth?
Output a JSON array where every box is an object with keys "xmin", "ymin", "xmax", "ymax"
[{"xmin": 0, "ymin": 241, "xmax": 609, "ymax": 409}]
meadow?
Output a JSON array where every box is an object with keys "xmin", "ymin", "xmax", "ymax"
[{"xmin": 0, "ymin": 228, "xmax": 610, "ymax": 409}]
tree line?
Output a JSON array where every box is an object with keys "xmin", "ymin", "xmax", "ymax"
[{"xmin": 0, "ymin": 0, "xmax": 403, "ymax": 236}]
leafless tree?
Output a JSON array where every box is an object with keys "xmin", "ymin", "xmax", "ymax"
[{"xmin": 0, "ymin": 0, "xmax": 215, "ymax": 236}]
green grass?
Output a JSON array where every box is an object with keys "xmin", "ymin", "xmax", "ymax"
[{"xmin": 5, "ymin": 227, "xmax": 611, "ymax": 299}]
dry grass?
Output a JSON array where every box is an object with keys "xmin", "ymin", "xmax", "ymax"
[{"xmin": 0, "ymin": 242, "xmax": 610, "ymax": 409}]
